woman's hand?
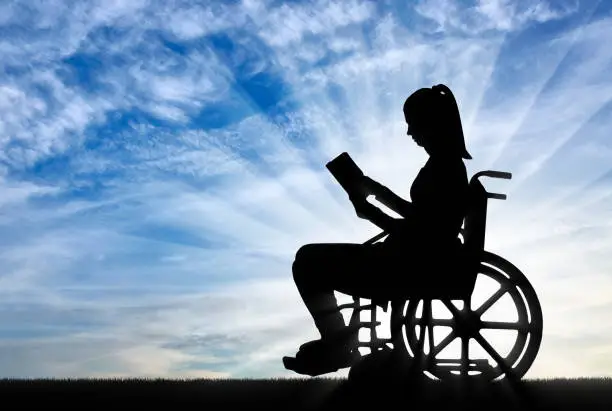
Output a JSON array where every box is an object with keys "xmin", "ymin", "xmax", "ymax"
[
  {"xmin": 361, "ymin": 176, "xmax": 383, "ymax": 196},
  {"xmin": 349, "ymin": 194, "xmax": 372, "ymax": 220}
]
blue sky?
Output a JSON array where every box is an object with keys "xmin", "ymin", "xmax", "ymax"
[{"xmin": 0, "ymin": 0, "xmax": 611, "ymax": 379}]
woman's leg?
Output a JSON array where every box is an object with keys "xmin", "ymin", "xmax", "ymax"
[
  {"xmin": 292, "ymin": 242, "xmax": 389, "ymax": 342},
  {"xmin": 285, "ymin": 242, "xmax": 422, "ymax": 375}
]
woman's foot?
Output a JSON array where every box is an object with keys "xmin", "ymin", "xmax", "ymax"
[{"xmin": 283, "ymin": 338, "xmax": 361, "ymax": 376}]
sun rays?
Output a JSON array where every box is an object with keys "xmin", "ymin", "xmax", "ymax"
[{"xmin": 0, "ymin": 0, "xmax": 611, "ymax": 379}]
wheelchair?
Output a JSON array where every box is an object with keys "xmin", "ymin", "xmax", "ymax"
[{"xmin": 341, "ymin": 170, "xmax": 543, "ymax": 384}]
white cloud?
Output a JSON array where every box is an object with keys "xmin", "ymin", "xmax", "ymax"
[
  {"xmin": 163, "ymin": 2, "xmax": 249, "ymax": 40},
  {"xmin": 415, "ymin": 0, "xmax": 579, "ymax": 34},
  {"xmin": 0, "ymin": 178, "xmax": 60, "ymax": 209},
  {"xmin": 255, "ymin": 0, "xmax": 376, "ymax": 48}
]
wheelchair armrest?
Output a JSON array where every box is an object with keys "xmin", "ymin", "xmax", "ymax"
[{"xmin": 487, "ymin": 192, "xmax": 507, "ymax": 200}]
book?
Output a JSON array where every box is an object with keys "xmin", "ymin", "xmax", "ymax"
[{"xmin": 326, "ymin": 152, "xmax": 365, "ymax": 197}]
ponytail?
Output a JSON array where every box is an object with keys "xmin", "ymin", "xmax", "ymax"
[{"xmin": 432, "ymin": 84, "xmax": 472, "ymax": 160}]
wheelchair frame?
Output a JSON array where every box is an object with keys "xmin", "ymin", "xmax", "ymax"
[{"xmin": 342, "ymin": 170, "xmax": 543, "ymax": 383}]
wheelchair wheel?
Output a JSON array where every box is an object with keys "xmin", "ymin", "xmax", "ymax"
[{"xmin": 390, "ymin": 251, "xmax": 543, "ymax": 383}]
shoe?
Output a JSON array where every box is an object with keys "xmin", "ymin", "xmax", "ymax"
[
  {"xmin": 298, "ymin": 324, "xmax": 360, "ymax": 352},
  {"xmin": 283, "ymin": 339, "xmax": 361, "ymax": 377}
]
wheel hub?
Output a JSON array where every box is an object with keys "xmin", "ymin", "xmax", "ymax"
[{"xmin": 453, "ymin": 309, "xmax": 482, "ymax": 338}]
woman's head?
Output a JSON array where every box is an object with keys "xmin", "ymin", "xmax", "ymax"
[{"xmin": 403, "ymin": 84, "xmax": 472, "ymax": 160}]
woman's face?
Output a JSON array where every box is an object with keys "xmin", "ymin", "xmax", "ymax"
[{"xmin": 406, "ymin": 116, "xmax": 428, "ymax": 148}]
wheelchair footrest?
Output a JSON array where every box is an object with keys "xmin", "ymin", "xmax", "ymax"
[
  {"xmin": 338, "ymin": 302, "xmax": 390, "ymax": 311},
  {"xmin": 432, "ymin": 359, "xmax": 492, "ymax": 372},
  {"xmin": 357, "ymin": 321, "xmax": 382, "ymax": 328},
  {"xmin": 358, "ymin": 338, "xmax": 393, "ymax": 349}
]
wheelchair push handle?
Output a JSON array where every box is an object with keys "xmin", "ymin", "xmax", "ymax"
[
  {"xmin": 471, "ymin": 170, "xmax": 512, "ymax": 201},
  {"xmin": 472, "ymin": 170, "xmax": 512, "ymax": 180}
]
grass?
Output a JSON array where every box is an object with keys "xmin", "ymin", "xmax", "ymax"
[{"xmin": 0, "ymin": 377, "xmax": 611, "ymax": 410}]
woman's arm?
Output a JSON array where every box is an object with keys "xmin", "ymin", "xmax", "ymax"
[
  {"xmin": 350, "ymin": 195, "xmax": 400, "ymax": 233},
  {"xmin": 363, "ymin": 205, "xmax": 401, "ymax": 233},
  {"xmin": 363, "ymin": 177, "xmax": 414, "ymax": 218}
]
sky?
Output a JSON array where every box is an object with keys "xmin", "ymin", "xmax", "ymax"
[{"xmin": 0, "ymin": 0, "xmax": 611, "ymax": 380}]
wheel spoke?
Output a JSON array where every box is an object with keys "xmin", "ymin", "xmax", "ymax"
[
  {"xmin": 481, "ymin": 320, "xmax": 530, "ymax": 333},
  {"xmin": 428, "ymin": 324, "xmax": 435, "ymax": 354},
  {"xmin": 442, "ymin": 300, "xmax": 462, "ymax": 317},
  {"xmin": 416, "ymin": 323, "xmax": 426, "ymax": 351},
  {"xmin": 474, "ymin": 332, "xmax": 513, "ymax": 375},
  {"xmin": 421, "ymin": 300, "xmax": 433, "ymax": 355},
  {"xmin": 461, "ymin": 337, "xmax": 469, "ymax": 376},
  {"xmin": 431, "ymin": 318, "xmax": 454, "ymax": 327},
  {"xmin": 423, "ymin": 300, "xmax": 432, "ymax": 322},
  {"xmin": 415, "ymin": 314, "xmax": 427, "ymax": 354},
  {"xmin": 414, "ymin": 317, "xmax": 454, "ymax": 327},
  {"xmin": 475, "ymin": 285, "xmax": 509, "ymax": 316},
  {"xmin": 429, "ymin": 330, "xmax": 457, "ymax": 358}
]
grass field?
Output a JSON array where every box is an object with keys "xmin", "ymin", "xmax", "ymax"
[{"xmin": 0, "ymin": 377, "xmax": 610, "ymax": 410}]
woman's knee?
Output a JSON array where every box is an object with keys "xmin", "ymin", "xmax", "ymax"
[
  {"xmin": 292, "ymin": 243, "xmax": 364, "ymax": 286},
  {"xmin": 293, "ymin": 243, "xmax": 340, "ymax": 288},
  {"xmin": 292, "ymin": 244, "xmax": 318, "ymax": 281},
  {"xmin": 294, "ymin": 243, "xmax": 319, "ymax": 262}
]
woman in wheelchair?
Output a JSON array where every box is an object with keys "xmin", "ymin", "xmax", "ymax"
[{"xmin": 283, "ymin": 84, "xmax": 473, "ymax": 376}]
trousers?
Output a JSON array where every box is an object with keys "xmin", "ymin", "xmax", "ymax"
[{"xmin": 292, "ymin": 241, "xmax": 439, "ymax": 340}]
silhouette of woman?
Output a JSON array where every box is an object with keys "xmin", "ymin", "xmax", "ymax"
[{"xmin": 283, "ymin": 84, "xmax": 472, "ymax": 376}]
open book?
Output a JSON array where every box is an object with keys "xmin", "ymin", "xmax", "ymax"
[{"xmin": 327, "ymin": 151, "xmax": 413, "ymax": 219}]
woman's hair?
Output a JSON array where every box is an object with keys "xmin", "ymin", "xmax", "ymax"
[{"xmin": 403, "ymin": 84, "xmax": 472, "ymax": 160}]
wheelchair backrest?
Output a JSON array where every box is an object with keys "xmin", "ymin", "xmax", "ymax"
[
  {"xmin": 461, "ymin": 169, "xmax": 510, "ymax": 255},
  {"xmin": 461, "ymin": 179, "xmax": 489, "ymax": 255}
]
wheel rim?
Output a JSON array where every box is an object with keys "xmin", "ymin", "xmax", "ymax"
[{"xmin": 391, "ymin": 252, "xmax": 543, "ymax": 382}]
